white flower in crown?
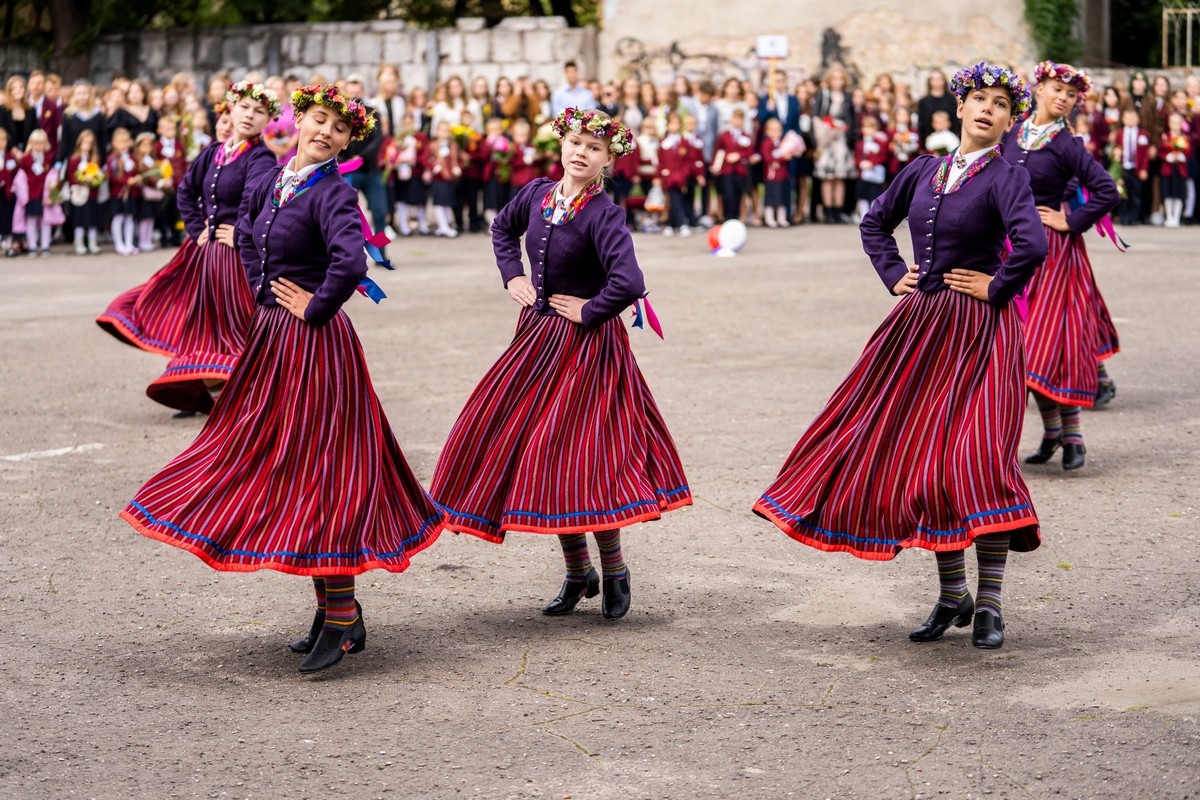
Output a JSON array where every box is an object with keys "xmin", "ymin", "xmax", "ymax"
[
  {"xmin": 570, "ymin": 120, "xmax": 582, "ymax": 134},
  {"xmin": 982, "ymin": 71, "xmax": 996, "ymax": 86}
]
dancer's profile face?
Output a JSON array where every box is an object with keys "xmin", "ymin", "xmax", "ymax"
[{"xmin": 295, "ymin": 106, "xmax": 352, "ymax": 166}]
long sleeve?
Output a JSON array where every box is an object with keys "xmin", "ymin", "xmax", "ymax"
[
  {"xmin": 491, "ymin": 179, "xmax": 543, "ymax": 286},
  {"xmin": 579, "ymin": 203, "xmax": 646, "ymax": 328},
  {"xmin": 988, "ymin": 169, "xmax": 1048, "ymax": 306},
  {"xmin": 859, "ymin": 155, "xmax": 929, "ymax": 294},
  {"xmin": 1062, "ymin": 136, "xmax": 1120, "ymax": 234},
  {"xmin": 237, "ymin": 167, "xmax": 276, "ymax": 289},
  {"xmin": 176, "ymin": 145, "xmax": 212, "ymax": 239},
  {"xmin": 304, "ymin": 181, "xmax": 369, "ymax": 328}
]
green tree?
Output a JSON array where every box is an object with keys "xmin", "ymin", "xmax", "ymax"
[{"xmin": 1023, "ymin": 0, "xmax": 1083, "ymax": 62}]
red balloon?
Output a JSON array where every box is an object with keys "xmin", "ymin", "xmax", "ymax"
[{"xmin": 707, "ymin": 226, "xmax": 721, "ymax": 250}]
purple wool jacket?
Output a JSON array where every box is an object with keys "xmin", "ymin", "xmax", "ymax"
[
  {"xmin": 1000, "ymin": 120, "xmax": 1120, "ymax": 235},
  {"xmin": 178, "ymin": 139, "xmax": 277, "ymax": 241},
  {"xmin": 493, "ymin": 177, "xmax": 646, "ymax": 328},
  {"xmin": 860, "ymin": 154, "xmax": 1048, "ymax": 307},
  {"xmin": 236, "ymin": 164, "xmax": 367, "ymax": 328}
]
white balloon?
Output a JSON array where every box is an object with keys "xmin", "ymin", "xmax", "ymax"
[{"xmin": 717, "ymin": 219, "xmax": 748, "ymax": 252}]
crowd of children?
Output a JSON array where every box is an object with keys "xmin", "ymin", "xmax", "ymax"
[{"xmin": 2, "ymin": 64, "xmax": 1197, "ymax": 255}]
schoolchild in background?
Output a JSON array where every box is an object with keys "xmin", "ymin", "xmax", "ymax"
[
  {"xmin": 66, "ymin": 128, "xmax": 104, "ymax": 254},
  {"xmin": 854, "ymin": 115, "xmax": 889, "ymax": 220},
  {"xmin": 426, "ymin": 121, "xmax": 461, "ymax": 238},
  {"xmin": 759, "ymin": 117, "xmax": 791, "ymax": 228}
]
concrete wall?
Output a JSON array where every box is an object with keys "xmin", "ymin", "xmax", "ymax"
[
  {"xmin": 87, "ymin": 17, "xmax": 598, "ymax": 93},
  {"xmin": 598, "ymin": 2, "xmax": 1035, "ymax": 90}
]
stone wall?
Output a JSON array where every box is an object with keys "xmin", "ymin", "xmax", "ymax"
[
  {"xmin": 598, "ymin": 2, "xmax": 1035, "ymax": 91},
  {"xmin": 87, "ymin": 17, "xmax": 598, "ymax": 94},
  {"xmin": 0, "ymin": 43, "xmax": 48, "ymax": 77}
]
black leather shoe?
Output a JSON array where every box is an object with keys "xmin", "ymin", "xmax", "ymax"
[
  {"xmin": 1062, "ymin": 442, "xmax": 1087, "ymax": 470},
  {"xmin": 289, "ymin": 601, "xmax": 362, "ymax": 654},
  {"xmin": 1024, "ymin": 435, "xmax": 1062, "ymax": 464},
  {"xmin": 172, "ymin": 409, "xmax": 198, "ymax": 419},
  {"xmin": 909, "ymin": 594, "xmax": 975, "ymax": 642},
  {"xmin": 542, "ymin": 568, "xmax": 600, "ymax": 616},
  {"xmin": 601, "ymin": 570, "xmax": 631, "ymax": 620},
  {"xmin": 298, "ymin": 614, "xmax": 366, "ymax": 674},
  {"xmin": 1093, "ymin": 381, "xmax": 1116, "ymax": 408},
  {"xmin": 971, "ymin": 612, "xmax": 1005, "ymax": 649}
]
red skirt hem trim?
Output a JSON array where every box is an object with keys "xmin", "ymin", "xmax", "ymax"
[
  {"xmin": 446, "ymin": 497, "xmax": 693, "ymax": 542},
  {"xmin": 121, "ymin": 509, "xmax": 447, "ymax": 577},
  {"xmin": 95, "ymin": 315, "xmax": 175, "ymax": 357},
  {"xmin": 751, "ymin": 502, "xmax": 1038, "ymax": 562},
  {"xmin": 1026, "ymin": 379, "xmax": 1096, "ymax": 408}
]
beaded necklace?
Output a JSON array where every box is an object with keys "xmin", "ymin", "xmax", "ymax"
[
  {"xmin": 540, "ymin": 178, "xmax": 605, "ymax": 226},
  {"xmin": 214, "ymin": 135, "xmax": 261, "ymax": 166},
  {"xmin": 930, "ymin": 146, "xmax": 1002, "ymax": 194},
  {"xmin": 271, "ymin": 159, "xmax": 339, "ymax": 207},
  {"xmin": 1017, "ymin": 117, "xmax": 1066, "ymax": 152}
]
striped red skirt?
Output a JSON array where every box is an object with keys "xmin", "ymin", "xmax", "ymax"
[
  {"xmin": 1023, "ymin": 228, "xmax": 1116, "ymax": 407},
  {"xmin": 753, "ymin": 289, "xmax": 1040, "ymax": 561},
  {"xmin": 122, "ymin": 305, "xmax": 446, "ymax": 576},
  {"xmin": 431, "ymin": 309, "xmax": 691, "ymax": 542},
  {"xmin": 145, "ymin": 242, "xmax": 255, "ymax": 413},
  {"xmin": 95, "ymin": 238, "xmax": 199, "ymax": 357}
]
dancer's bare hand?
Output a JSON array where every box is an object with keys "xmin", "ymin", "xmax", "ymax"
[
  {"xmin": 506, "ymin": 275, "xmax": 536, "ymax": 307},
  {"xmin": 214, "ymin": 223, "xmax": 236, "ymax": 247},
  {"xmin": 892, "ymin": 263, "xmax": 920, "ymax": 295},
  {"xmin": 271, "ymin": 278, "xmax": 313, "ymax": 321},
  {"xmin": 943, "ymin": 268, "xmax": 994, "ymax": 301},
  {"xmin": 196, "ymin": 227, "xmax": 210, "ymax": 245},
  {"xmin": 549, "ymin": 294, "xmax": 586, "ymax": 323},
  {"xmin": 1037, "ymin": 205, "xmax": 1070, "ymax": 232}
]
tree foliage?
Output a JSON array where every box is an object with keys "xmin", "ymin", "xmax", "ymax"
[{"xmin": 1023, "ymin": 0, "xmax": 1083, "ymax": 62}]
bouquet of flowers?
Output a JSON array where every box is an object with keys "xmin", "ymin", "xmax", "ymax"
[
  {"xmin": 488, "ymin": 135, "xmax": 512, "ymax": 183},
  {"xmin": 46, "ymin": 167, "xmax": 66, "ymax": 205},
  {"xmin": 451, "ymin": 124, "xmax": 480, "ymax": 153},
  {"xmin": 75, "ymin": 161, "xmax": 107, "ymax": 188},
  {"xmin": 533, "ymin": 122, "xmax": 561, "ymax": 160}
]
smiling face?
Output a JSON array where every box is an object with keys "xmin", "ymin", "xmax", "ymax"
[
  {"xmin": 230, "ymin": 95, "xmax": 271, "ymax": 140},
  {"xmin": 295, "ymin": 105, "xmax": 353, "ymax": 166},
  {"xmin": 560, "ymin": 131, "xmax": 612, "ymax": 185},
  {"xmin": 956, "ymin": 86, "xmax": 1016, "ymax": 149},
  {"xmin": 1035, "ymin": 78, "xmax": 1079, "ymax": 120}
]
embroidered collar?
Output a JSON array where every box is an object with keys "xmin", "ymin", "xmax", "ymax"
[
  {"xmin": 1017, "ymin": 117, "xmax": 1066, "ymax": 151},
  {"xmin": 931, "ymin": 146, "xmax": 1002, "ymax": 193},
  {"xmin": 272, "ymin": 158, "xmax": 339, "ymax": 207},
  {"xmin": 215, "ymin": 135, "xmax": 261, "ymax": 166},
  {"xmin": 541, "ymin": 178, "xmax": 604, "ymax": 225}
]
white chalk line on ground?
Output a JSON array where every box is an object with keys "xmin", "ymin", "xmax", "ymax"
[{"xmin": 0, "ymin": 443, "xmax": 105, "ymax": 462}]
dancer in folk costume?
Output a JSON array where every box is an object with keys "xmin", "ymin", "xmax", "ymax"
[
  {"xmin": 95, "ymin": 101, "xmax": 239, "ymax": 369},
  {"xmin": 754, "ymin": 64, "xmax": 1048, "ymax": 649},
  {"xmin": 122, "ymin": 85, "xmax": 445, "ymax": 675},
  {"xmin": 1001, "ymin": 62, "xmax": 1120, "ymax": 470},
  {"xmin": 144, "ymin": 82, "xmax": 280, "ymax": 415},
  {"xmin": 432, "ymin": 107, "xmax": 691, "ymax": 620}
]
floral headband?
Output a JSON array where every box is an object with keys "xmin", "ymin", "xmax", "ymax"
[
  {"xmin": 1034, "ymin": 60, "xmax": 1092, "ymax": 98},
  {"xmin": 212, "ymin": 100, "xmax": 229, "ymax": 116},
  {"xmin": 291, "ymin": 84, "xmax": 376, "ymax": 141},
  {"xmin": 551, "ymin": 107, "xmax": 635, "ymax": 156},
  {"xmin": 225, "ymin": 81, "xmax": 282, "ymax": 119},
  {"xmin": 949, "ymin": 62, "xmax": 1032, "ymax": 115}
]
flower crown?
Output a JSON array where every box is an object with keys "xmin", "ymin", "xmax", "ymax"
[
  {"xmin": 1034, "ymin": 60, "xmax": 1092, "ymax": 98},
  {"xmin": 949, "ymin": 62, "xmax": 1032, "ymax": 115},
  {"xmin": 551, "ymin": 107, "xmax": 635, "ymax": 156},
  {"xmin": 291, "ymin": 84, "xmax": 376, "ymax": 141},
  {"xmin": 212, "ymin": 100, "xmax": 229, "ymax": 116},
  {"xmin": 225, "ymin": 81, "xmax": 282, "ymax": 119}
]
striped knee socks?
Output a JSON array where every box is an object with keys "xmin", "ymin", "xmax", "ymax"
[
  {"xmin": 321, "ymin": 576, "xmax": 358, "ymax": 632},
  {"xmin": 1034, "ymin": 393, "xmax": 1063, "ymax": 441},
  {"xmin": 1061, "ymin": 405, "xmax": 1083, "ymax": 445},
  {"xmin": 1097, "ymin": 361, "xmax": 1113, "ymax": 388},
  {"xmin": 974, "ymin": 534, "xmax": 1010, "ymax": 618},
  {"xmin": 558, "ymin": 534, "xmax": 593, "ymax": 581},
  {"xmin": 593, "ymin": 530, "xmax": 627, "ymax": 579},
  {"xmin": 935, "ymin": 551, "xmax": 969, "ymax": 608},
  {"xmin": 312, "ymin": 577, "xmax": 327, "ymax": 614}
]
